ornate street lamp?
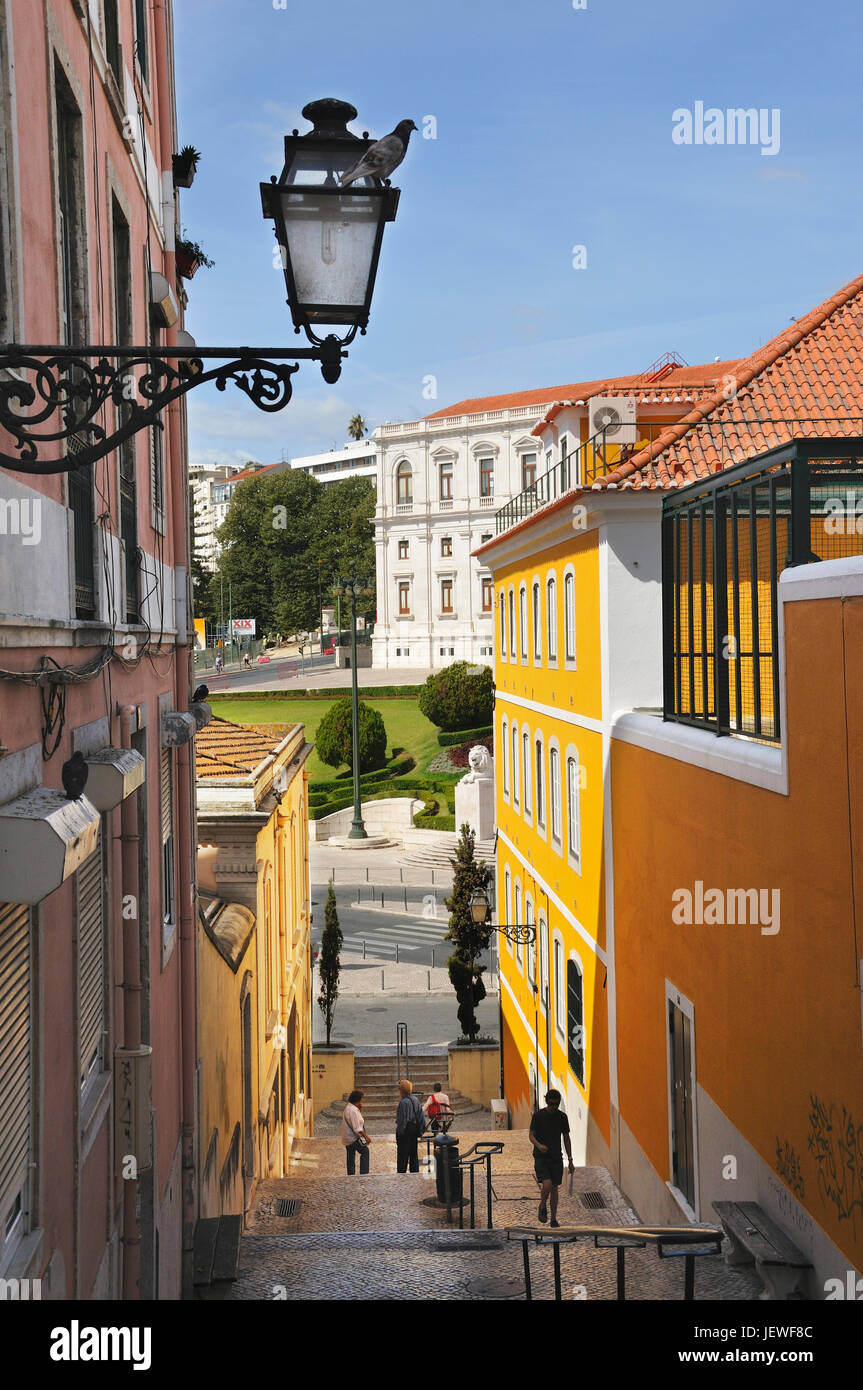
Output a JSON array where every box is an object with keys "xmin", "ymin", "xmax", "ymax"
[
  {"xmin": 262, "ymin": 98, "xmax": 399, "ymax": 374},
  {"xmin": 331, "ymin": 577, "xmax": 373, "ymax": 840},
  {"xmin": 0, "ymin": 99, "xmax": 403, "ymax": 476},
  {"xmin": 470, "ymin": 885, "xmax": 536, "ymax": 944}
]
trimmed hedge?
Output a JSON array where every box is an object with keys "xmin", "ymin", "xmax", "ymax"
[
  {"xmin": 415, "ymin": 812, "xmax": 456, "ymax": 832},
  {"xmin": 437, "ymin": 725, "xmax": 493, "ymax": 747},
  {"xmin": 208, "ymin": 685, "xmax": 423, "ymax": 702}
]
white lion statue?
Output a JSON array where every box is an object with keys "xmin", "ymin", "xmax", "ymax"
[{"xmin": 459, "ymin": 744, "xmax": 493, "ymax": 784}]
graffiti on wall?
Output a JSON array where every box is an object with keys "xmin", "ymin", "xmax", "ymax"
[
  {"xmin": 774, "ymin": 1136, "xmax": 805, "ymax": 1201},
  {"xmin": 807, "ymin": 1094, "xmax": 863, "ymax": 1231}
]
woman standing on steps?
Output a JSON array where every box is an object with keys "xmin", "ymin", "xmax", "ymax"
[{"xmin": 342, "ymin": 1090, "xmax": 372, "ymax": 1175}]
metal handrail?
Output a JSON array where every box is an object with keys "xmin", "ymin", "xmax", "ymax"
[
  {"xmin": 506, "ymin": 1223, "xmax": 724, "ymax": 1301},
  {"xmin": 395, "ymin": 1021, "xmax": 409, "ymax": 1080},
  {"xmin": 454, "ymin": 1142, "xmax": 505, "ymax": 1231}
]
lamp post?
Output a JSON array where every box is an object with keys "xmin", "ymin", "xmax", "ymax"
[
  {"xmin": 331, "ymin": 577, "xmax": 373, "ymax": 839},
  {"xmin": 0, "ymin": 99, "xmax": 403, "ymax": 476}
]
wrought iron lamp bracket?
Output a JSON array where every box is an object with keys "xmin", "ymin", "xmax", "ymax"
[
  {"xmin": 496, "ymin": 923, "xmax": 537, "ymax": 945},
  {"xmin": 0, "ymin": 339, "xmax": 346, "ymax": 474}
]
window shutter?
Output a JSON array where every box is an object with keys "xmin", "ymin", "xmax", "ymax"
[
  {"xmin": 160, "ymin": 747, "xmax": 172, "ymax": 842},
  {"xmin": 77, "ymin": 830, "xmax": 104, "ymax": 1086},
  {"xmin": 0, "ymin": 902, "xmax": 31, "ymax": 1214}
]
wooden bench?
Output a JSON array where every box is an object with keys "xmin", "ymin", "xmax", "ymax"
[{"xmin": 713, "ymin": 1201, "xmax": 812, "ymax": 1300}]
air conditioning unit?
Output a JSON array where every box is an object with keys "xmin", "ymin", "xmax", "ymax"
[{"xmin": 588, "ymin": 395, "xmax": 637, "ymax": 445}]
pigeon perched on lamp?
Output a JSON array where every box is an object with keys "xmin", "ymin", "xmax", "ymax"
[
  {"xmin": 339, "ymin": 119, "xmax": 417, "ymax": 187},
  {"xmin": 192, "ymin": 684, "xmax": 209, "ymax": 703},
  {"xmin": 61, "ymin": 750, "xmax": 89, "ymax": 801}
]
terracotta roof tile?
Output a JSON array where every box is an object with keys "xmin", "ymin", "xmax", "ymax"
[
  {"xmin": 422, "ymin": 362, "xmax": 740, "ymax": 421},
  {"xmin": 595, "ymin": 274, "xmax": 863, "ymax": 490},
  {"xmin": 195, "ymin": 717, "xmax": 298, "ymax": 781}
]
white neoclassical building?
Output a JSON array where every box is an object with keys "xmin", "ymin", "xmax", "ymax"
[{"xmin": 371, "ymin": 382, "xmax": 578, "ymax": 670}]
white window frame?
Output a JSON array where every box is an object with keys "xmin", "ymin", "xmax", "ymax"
[
  {"xmin": 563, "ymin": 564, "xmax": 577, "ymax": 667},
  {"xmin": 553, "ymin": 932, "xmax": 565, "ymax": 1039},
  {"xmin": 508, "ymin": 586, "xmax": 516, "ymax": 659},
  {"xmin": 546, "ymin": 572, "xmax": 558, "ymax": 665},
  {"xmin": 532, "ymin": 577, "xmax": 542, "ymax": 663},
  {"xmin": 504, "ymin": 868, "xmax": 513, "ymax": 956},
  {"xmin": 549, "ymin": 739, "xmax": 562, "ymax": 850},
  {"xmin": 501, "ymin": 716, "xmax": 509, "ymax": 800},
  {"xmin": 511, "ymin": 720, "xmax": 519, "ymax": 809},
  {"xmin": 499, "ymin": 592, "xmax": 506, "ymax": 660},
  {"xmin": 514, "ymin": 881, "xmax": 524, "ymax": 971},
  {"xmin": 519, "ymin": 583, "xmax": 528, "ymax": 663},
  {"xmin": 567, "ymin": 948, "xmax": 586, "ymax": 1089},
  {"xmin": 534, "ymin": 732, "xmax": 546, "ymax": 839},
  {"xmin": 538, "ymin": 916, "xmax": 549, "ymax": 1016},
  {"xmin": 526, "ymin": 896, "xmax": 536, "ymax": 989},
  {"xmin": 522, "ymin": 727, "xmax": 532, "ymax": 821},
  {"xmin": 566, "ymin": 745, "xmax": 582, "ymax": 871}
]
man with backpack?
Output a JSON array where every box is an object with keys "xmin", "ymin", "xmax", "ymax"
[
  {"xmin": 395, "ymin": 1079, "xmax": 426, "ymax": 1172},
  {"xmin": 423, "ymin": 1082, "xmax": 454, "ymax": 1135}
]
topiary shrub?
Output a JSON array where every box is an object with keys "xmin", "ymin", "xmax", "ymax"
[
  {"xmin": 315, "ymin": 697, "xmax": 387, "ymax": 774},
  {"xmin": 418, "ymin": 661, "xmax": 494, "ymax": 732}
]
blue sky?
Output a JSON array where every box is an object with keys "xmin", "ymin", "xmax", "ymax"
[{"xmin": 174, "ymin": 0, "xmax": 863, "ymax": 470}]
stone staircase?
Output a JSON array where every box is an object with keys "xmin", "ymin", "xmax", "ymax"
[
  {"xmin": 402, "ymin": 831, "xmax": 495, "ymax": 871},
  {"xmin": 319, "ymin": 1051, "xmax": 486, "ymax": 1128}
]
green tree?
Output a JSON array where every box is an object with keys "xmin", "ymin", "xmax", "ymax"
[
  {"xmin": 214, "ymin": 468, "xmax": 323, "ymax": 632},
  {"xmin": 419, "ymin": 661, "xmax": 494, "ymax": 732},
  {"xmin": 315, "ymin": 697, "xmax": 387, "ymax": 773},
  {"xmin": 445, "ymin": 825, "xmax": 493, "ymax": 1043},
  {"xmin": 347, "ymin": 414, "xmax": 367, "ymax": 441},
  {"xmin": 311, "ymin": 477, "xmax": 376, "ymax": 613},
  {"xmin": 189, "ymin": 552, "xmax": 217, "ymax": 623},
  {"xmin": 317, "ymin": 882, "xmax": 343, "ymax": 1046}
]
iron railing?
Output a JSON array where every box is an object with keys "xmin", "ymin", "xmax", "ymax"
[
  {"xmin": 507, "ymin": 1223, "xmax": 724, "ymax": 1301},
  {"xmin": 663, "ymin": 439, "xmax": 863, "ymax": 743}
]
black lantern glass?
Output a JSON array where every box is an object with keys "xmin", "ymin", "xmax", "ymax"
[{"xmin": 262, "ymin": 99, "xmax": 400, "ymax": 344}]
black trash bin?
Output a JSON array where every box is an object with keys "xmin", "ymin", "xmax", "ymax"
[{"xmin": 434, "ymin": 1133, "xmax": 462, "ymax": 1207}]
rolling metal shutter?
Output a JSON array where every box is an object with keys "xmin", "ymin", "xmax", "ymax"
[
  {"xmin": 0, "ymin": 902, "xmax": 31, "ymax": 1217},
  {"xmin": 76, "ymin": 829, "xmax": 104, "ymax": 1086}
]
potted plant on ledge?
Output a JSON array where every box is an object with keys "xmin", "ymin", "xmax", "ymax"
[
  {"xmin": 172, "ymin": 145, "xmax": 201, "ymax": 189},
  {"xmin": 176, "ymin": 233, "xmax": 215, "ymax": 281}
]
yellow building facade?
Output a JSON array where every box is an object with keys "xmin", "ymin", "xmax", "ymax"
[
  {"xmin": 478, "ymin": 378, "xmax": 725, "ymax": 1156},
  {"xmin": 196, "ymin": 717, "xmax": 313, "ymax": 1219}
]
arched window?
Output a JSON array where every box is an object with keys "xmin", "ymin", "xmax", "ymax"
[
  {"xmin": 535, "ymin": 736, "xmax": 545, "ymax": 828},
  {"xmin": 567, "ymin": 753, "xmax": 581, "ymax": 866},
  {"xmin": 501, "ymin": 717, "xmax": 509, "ymax": 797},
  {"xmin": 519, "ymin": 584, "xmax": 528, "ymax": 661},
  {"xmin": 532, "ymin": 580, "xmax": 541, "ymax": 661},
  {"xmin": 549, "ymin": 745, "xmax": 562, "ymax": 842},
  {"xmin": 499, "ymin": 592, "xmax": 506, "ymax": 659},
  {"xmin": 504, "ymin": 868, "xmax": 513, "ymax": 955},
  {"xmin": 553, "ymin": 936, "xmax": 564, "ymax": 1034},
  {"xmin": 564, "ymin": 571, "xmax": 576, "ymax": 663},
  {"xmin": 511, "ymin": 723, "xmax": 519, "ymax": 808},
  {"xmin": 514, "ymin": 882, "xmax": 523, "ymax": 969},
  {"xmin": 567, "ymin": 957, "xmax": 585, "ymax": 1084},
  {"xmin": 522, "ymin": 730, "xmax": 531, "ymax": 815},
  {"xmin": 547, "ymin": 576, "xmax": 557, "ymax": 660},
  {"xmin": 508, "ymin": 588, "xmax": 515, "ymax": 658},
  {"xmin": 395, "ymin": 460, "xmax": 412, "ymax": 504},
  {"xmin": 526, "ymin": 898, "xmax": 536, "ymax": 987}
]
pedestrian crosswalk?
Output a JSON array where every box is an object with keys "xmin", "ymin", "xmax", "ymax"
[{"xmin": 347, "ymin": 919, "xmax": 449, "ymax": 954}]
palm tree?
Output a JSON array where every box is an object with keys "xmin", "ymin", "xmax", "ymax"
[{"xmin": 347, "ymin": 414, "xmax": 367, "ymax": 442}]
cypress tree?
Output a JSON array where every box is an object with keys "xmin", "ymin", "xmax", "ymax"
[
  {"xmin": 445, "ymin": 824, "xmax": 492, "ymax": 1043},
  {"xmin": 318, "ymin": 881, "xmax": 343, "ymax": 1046}
]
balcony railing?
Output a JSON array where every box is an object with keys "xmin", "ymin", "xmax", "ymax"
[
  {"xmin": 663, "ymin": 439, "xmax": 863, "ymax": 743},
  {"xmin": 495, "ymin": 422, "xmax": 679, "ymax": 535}
]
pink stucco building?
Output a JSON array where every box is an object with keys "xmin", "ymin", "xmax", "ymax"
[{"xmin": 0, "ymin": 0, "xmax": 203, "ymax": 1298}]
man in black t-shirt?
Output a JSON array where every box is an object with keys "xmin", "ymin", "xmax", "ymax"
[{"xmin": 529, "ymin": 1090, "xmax": 574, "ymax": 1227}]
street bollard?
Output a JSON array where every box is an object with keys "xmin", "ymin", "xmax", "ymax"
[
  {"xmin": 381, "ymin": 969, "xmax": 384, "ymax": 990},
  {"xmin": 435, "ymin": 1134, "xmax": 461, "ymax": 1222},
  {"xmin": 363, "ymin": 939, "xmax": 366, "ymax": 959},
  {"xmin": 396, "ymin": 943, "xmax": 399, "ymax": 963},
  {"xmin": 427, "ymin": 970, "xmax": 430, "ymax": 991},
  {"xmin": 431, "ymin": 947, "xmax": 435, "ymax": 968},
  {"xmin": 404, "ymin": 887, "xmax": 408, "ymax": 910}
]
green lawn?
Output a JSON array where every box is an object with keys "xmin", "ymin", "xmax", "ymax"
[{"xmin": 213, "ymin": 695, "xmax": 443, "ymax": 784}]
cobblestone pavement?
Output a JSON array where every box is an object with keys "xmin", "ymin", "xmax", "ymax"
[{"xmin": 231, "ymin": 1133, "xmax": 763, "ymax": 1301}]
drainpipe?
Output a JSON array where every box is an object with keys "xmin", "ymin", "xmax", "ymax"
[
  {"xmin": 118, "ymin": 704, "xmax": 142, "ymax": 1299},
  {"xmin": 154, "ymin": 0, "xmax": 198, "ymax": 1296}
]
